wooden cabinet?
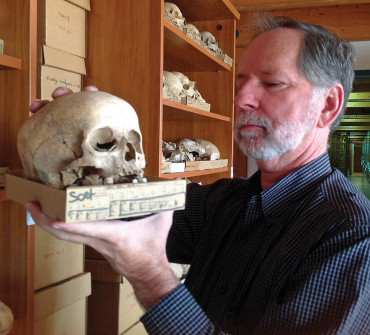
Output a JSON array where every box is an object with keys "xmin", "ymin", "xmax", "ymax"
[
  {"xmin": 85, "ymin": 0, "xmax": 240, "ymax": 185},
  {"xmin": 0, "ymin": 0, "xmax": 238, "ymax": 333},
  {"xmin": 0, "ymin": 1, "xmax": 37, "ymax": 334}
]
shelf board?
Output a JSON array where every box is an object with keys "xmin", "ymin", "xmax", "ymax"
[
  {"xmin": 160, "ymin": 167, "xmax": 229, "ymax": 179},
  {"xmin": 163, "ymin": 99, "xmax": 231, "ymax": 122},
  {"xmin": 0, "ymin": 189, "xmax": 9, "ymax": 201},
  {"xmin": 0, "ymin": 54, "xmax": 22, "ymax": 69},
  {"xmin": 169, "ymin": 0, "xmax": 240, "ymax": 21},
  {"xmin": 164, "ymin": 21, "xmax": 231, "ymax": 72}
]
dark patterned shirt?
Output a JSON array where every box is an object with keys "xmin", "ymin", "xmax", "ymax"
[{"xmin": 141, "ymin": 153, "xmax": 370, "ymax": 334}]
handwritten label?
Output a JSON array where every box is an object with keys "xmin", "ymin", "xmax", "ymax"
[
  {"xmin": 46, "ymin": 75, "xmax": 81, "ymax": 90},
  {"xmin": 59, "ymin": 11, "xmax": 71, "ymax": 23},
  {"xmin": 65, "ymin": 180, "xmax": 186, "ymax": 223}
]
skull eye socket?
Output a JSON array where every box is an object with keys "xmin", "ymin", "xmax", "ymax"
[
  {"xmin": 125, "ymin": 130, "xmax": 142, "ymax": 161},
  {"xmin": 89, "ymin": 127, "xmax": 117, "ymax": 152},
  {"xmin": 183, "ymin": 84, "xmax": 190, "ymax": 90}
]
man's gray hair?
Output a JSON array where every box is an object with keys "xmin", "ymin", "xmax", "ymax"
[{"xmin": 251, "ymin": 13, "xmax": 356, "ymax": 133}]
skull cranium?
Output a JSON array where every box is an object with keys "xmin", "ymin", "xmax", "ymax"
[
  {"xmin": 163, "ymin": 71, "xmax": 186, "ymax": 98},
  {"xmin": 185, "ymin": 23, "xmax": 201, "ymax": 42},
  {"xmin": 200, "ymin": 31, "xmax": 223, "ymax": 55},
  {"xmin": 164, "ymin": 2, "xmax": 186, "ymax": 29},
  {"xmin": 172, "ymin": 72, "xmax": 206, "ymax": 103},
  {"xmin": 17, "ymin": 91, "xmax": 146, "ymax": 189}
]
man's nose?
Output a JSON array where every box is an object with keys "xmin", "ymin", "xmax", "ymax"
[{"xmin": 234, "ymin": 82, "xmax": 260, "ymax": 110}]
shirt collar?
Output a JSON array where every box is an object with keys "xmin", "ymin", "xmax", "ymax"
[{"xmin": 258, "ymin": 153, "xmax": 332, "ymax": 219}]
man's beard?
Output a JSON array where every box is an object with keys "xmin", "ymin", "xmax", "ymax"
[{"xmin": 234, "ymin": 98, "xmax": 319, "ymax": 161}]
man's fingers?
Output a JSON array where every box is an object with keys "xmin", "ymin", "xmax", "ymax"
[
  {"xmin": 29, "ymin": 100, "xmax": 49, "ymax": 113},
  {"xmin": 51, "ymin": 87, "xmax": 74, "ymax": 99},
  {"xmin": 83, "ymin": 85, "xmax": 98, "ymax": 91}
]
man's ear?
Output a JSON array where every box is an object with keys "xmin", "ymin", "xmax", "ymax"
[{"xmin": 317, "ymin": 83, "xmax": 344, "ymax": 129}]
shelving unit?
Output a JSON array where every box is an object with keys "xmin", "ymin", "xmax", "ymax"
[
  {"xmin": 0, "ymin": 0, "xmax": 37, "ymax": 334},
  {"xmin": 85, "ymin": 0, "xmax": 239, "ymax": 185}
]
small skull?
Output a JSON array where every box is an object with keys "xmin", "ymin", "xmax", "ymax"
[
  {"xmin": 194, "ymin": 139, "xmax": 220, "ymax": 160},
  {"xmin": 200, "ymin": 31, "xmax": 223, "ymax": 55},
  {"xmin": 17, "ymin": 91, "xmax": 146, "ymax": 189},
  {"xmin": 163, "ymin": 71, "xmax": 185, "ymax": 98},
  {"xmin": 185, "ymin": 23, "xmax": 201, "ymax": 42},
  {"xmin": 164, "ymin": 2, "xmax": 186, "ymax": 29},
  {"xmin": 175, "ymin": 139, "xmax": 205, "ymax": 161},
  {"xmin": 172, "ymin": 72, "xmax": 206, "ymax": 103}
]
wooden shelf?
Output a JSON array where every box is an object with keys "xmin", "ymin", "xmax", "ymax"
[
  {"xmin": 160, "ymin": 167, "xmax": 229, "ymax": 179},
  {"xmin": 164, "ymin": 21, "xmax": 231, "ymax": 72},
  {"xmin": 163, "ymin": 99, "xmax": 231, "ymax": 122},
  {"xmin": 0, "ymin": 54, "xmax": 22, "ymax": 69},
  {"xmin": 0, "ymin": 189, "xmax": 9, "ymax": 201},
  {"xmin": 169, "ymin": 0, "xmax": 240, "ymax": 21}
]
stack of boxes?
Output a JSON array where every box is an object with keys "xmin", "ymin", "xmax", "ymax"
[
  {"xmin": 85, "ymin": 247, "xmax": 148, "ymax": 335},
  {"xmin": 34, "ymin": 1, "xmax": 91, "ymax": 334},
  {"xmin": 37, "ymin": 0, "xmax": 90, "ymax": 99}
]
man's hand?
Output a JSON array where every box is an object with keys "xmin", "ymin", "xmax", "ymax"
[
  {"xmin": 26, "ymin": 202, "xmax": 180, "ymax": 310},
  {"xmin": 29, "ymin": 86, "xmax": 98, "ymax": 113}
]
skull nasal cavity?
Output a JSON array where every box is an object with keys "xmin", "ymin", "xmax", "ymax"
[{"xmin": 89, "ymin": 127, "xmax": 117, "ymax": 152}]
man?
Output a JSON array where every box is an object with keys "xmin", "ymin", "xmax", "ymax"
[{"xmin": 27, "ymin": 14, "xmax": 370, "ymax": 334}]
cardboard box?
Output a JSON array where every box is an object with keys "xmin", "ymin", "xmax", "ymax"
[
  {"xmin": 39, "ymin": 64, "xmax": 82, "ymax": 99},
  {"xmin": 66, "ymin": 0, "xmax": 91, "ymax": 11},
  {"xmin": 5, "ymin": 171, "xmax": 186, "ymax": 223},
  {"xmin": 34, "ymin": 272, "xmax": 91, "ymax": 321},
  {"xmin": 34, "ymin": 224, "xmax": 84, "ymax": 290},
  {"xmin": 40, "ymin": 44, "xmax": 86, "ymax": 75},
  {"xmin": 34, "ymin": 272, "xmax": 91, "ymax": 335},
  {"xmin": 85, "ymin": 259, "xmax": 146, "ymax": 335},
  {"xmin": 38, "ymin": 0, "xmax": 86, "ymax": 58}
]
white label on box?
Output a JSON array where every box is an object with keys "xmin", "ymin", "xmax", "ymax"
[
  {"xmin": 41, "ymin": 65, "xmax": 81, "ymax": 99},
  {"xmin": 170, "ymin": 163, "xmax": 185, "ymax": 173},
  {"xmin": 64, "ymin": 180, "xmax": 186, "ymax": 223}
]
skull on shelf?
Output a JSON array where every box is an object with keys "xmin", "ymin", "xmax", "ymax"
[
  {"xmin": 17, "ymin": 91, "xmax": 146, "ymax": 189},
  {"xmin": 164, "ymin": 2, "xmax": 186, "ymax": 29},
  {"xmin": 176, "ymin": 139, "xmax": 205, "ymax": 161},
  {"xmin": 172, "ymin": 72, "xmax": 206, "ymax": 103},
  {"xmin": 194, "ymin": 139, "xmax": 220, "ymax": 160},
  {"xmin": 185, "ymin": 23, "xmax": 202, "ymax": 42},
  {"xmin": 200, "ymin": 31, "xmax": 223, "ymax": 55},
  {"xmin": 163, "ymin": 71, "xmax": 186, "ymax": 98}
]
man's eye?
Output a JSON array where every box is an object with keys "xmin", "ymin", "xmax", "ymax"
[{"xmin": 265, "ymin": 82, "xmax": 280, "ymax": 87}]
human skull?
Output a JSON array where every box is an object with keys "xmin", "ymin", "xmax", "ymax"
[
  {"xmin": 172, "ymin": 72, "xmax": 196, "ymax": 98},
  {"xmin": 164, "ymin": 2, "xmax": 186, "ymax": 29},
  {"xmin": 176, "ymin": 139, "xmax": 205, "ymax": 161},
  {"xmin": 185, "ymin": 23, "xmax": 201, "ymax": 42},
  {"xmin": 172, "ymin": 72, "xmax": 206, "ymax": 102},
  {"xmin": 163, "ymin": 71, "xmax": 185, "ymax": 98},
  {"xmin": 200, "ymin": 31, "xmax": 216, "ymax": 44},
  {"xmin": 0, "ymin": 300, "xmax": 14, "ymax": 335},
  {"xmin": 17, "ymin": 91, "xmax": 146, "ymax": 189},
  {"xmin": 194, "ymin": 139, "xmax": 220, "ymax": 160},
  {"xmin": 200, "ymin": 31, "xmax": 223, "ymax": 54}
]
